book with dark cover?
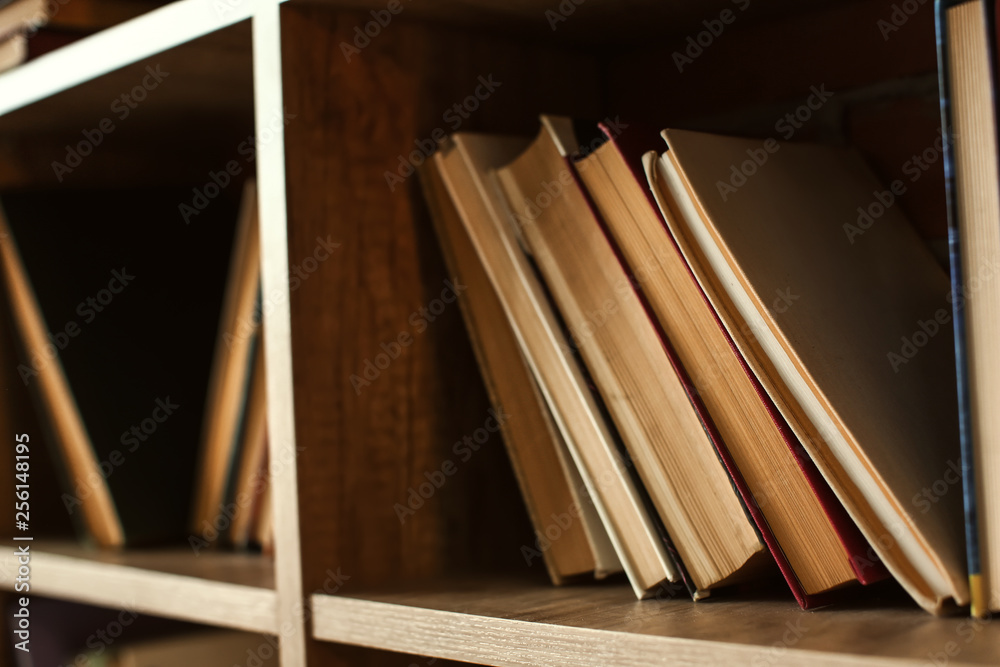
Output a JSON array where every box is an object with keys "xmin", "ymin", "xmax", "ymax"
[{"xmin": 935, "ymin": 0, "xmax": 992, "ymax": 616}]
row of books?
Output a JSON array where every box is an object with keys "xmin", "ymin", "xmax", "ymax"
[
  {"xmin": 0, "ymin": 181, "xmax": 271, "ymax": 552},
  {"xmin": 420, "ymin": 114, "xmax": 970, "ymax": 613}
]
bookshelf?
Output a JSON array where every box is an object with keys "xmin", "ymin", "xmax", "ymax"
[{"xmin": 1, "ymin": 0, "xmax": 999, "ymax": 666}]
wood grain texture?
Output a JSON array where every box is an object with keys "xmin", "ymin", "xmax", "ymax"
[
  {"xmin": 0, "ymin": 541, "xmax": 277, "ymax": 633},
  {"xmin": 313, "ymin": 578, "xmax": 1000, "ymax": 666},
  {"xmin": 254, "ymin": 3, "xmax": 308, "ymax": 664},
  {"xmin": 280, "ymin": 4, "xmax": 600, "ymax": 663}
]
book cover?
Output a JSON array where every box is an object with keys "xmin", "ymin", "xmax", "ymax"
[{"xmin": 581, "ymin": 121, "xmax": 887, "ymax": 607}]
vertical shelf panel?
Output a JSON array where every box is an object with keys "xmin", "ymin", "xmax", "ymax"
[{"xmin": 253, "ymin": 0, "xmax": 307, "ymax": 664}]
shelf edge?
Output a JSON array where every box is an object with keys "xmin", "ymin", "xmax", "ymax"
[
  {"xmin": 0, "ymin": 549, "xmax": 277, "ymax": 634},
  {"xmin": 310, "ymin": 594, "xmax": 980, "ymax": 667},
  {"xmin": 0, "ymin": 0, "xmax": 279, "ymax": 117}
]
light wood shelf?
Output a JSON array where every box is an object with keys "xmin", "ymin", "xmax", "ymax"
[
  {"xmin": 312, "ymin": 578, "xmax": 1000, "ymax": 667},
  {"xmin": 0, "ymin": 540, "xmax": 277, "ymax": 634}
]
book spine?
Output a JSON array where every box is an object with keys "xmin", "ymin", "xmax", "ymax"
[{"xmin": 936, "ymin": 0, "xmax": 983, "ymax": 617}]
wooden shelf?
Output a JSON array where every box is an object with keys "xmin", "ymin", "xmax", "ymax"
[
  {"xmin": 0, "ymin": 540, "xmax": 277, "ymax": 634},
  {"xmin": 312, "ymin": 577, "xmax": 1000, "ymax": 666},
  {"xmin": 0, "ymin": 23, "xmax": 253, "ymax": 136},
  {"xmin": 0, "ymin": 0, "xmax": 258, "ymax": 118},
  {"xmin": 0, "ymin": 15, "xmax": 254, "ymax": 189}
]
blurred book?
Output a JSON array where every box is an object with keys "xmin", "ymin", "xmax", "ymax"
[
  {"xmin": 0, "ymin": 187, "xmax": 240, "ymax": 546},
  {"xmin": 191, "ymin": 181, "xmax": 262, "ymax": 548}
]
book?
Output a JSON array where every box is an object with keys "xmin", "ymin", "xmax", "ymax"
[
  {"xmin": 0, "ymin": 188, "xmax": 240, "ymax": 546},
  {"xmin": 0, "ymin": 0, "xmax": 47, "ymax": 38},
  {"xmin": 571, "ymin": 118, "xmax": 884, "ymax": 606},
  {"xmin": 433, "ymin": 133, "xmax": 682, "ymax": 598},
  {"xmin": 252, "ymin": 454, "xmax": 274, "ymax": 554},
  {"xmin": 649, "ymin": 128, "xmax": 968, "ymax": 613},
  {"xmin": 227, "ymin": 337, "xmax": 268, "ymax": 549},
  {"xmin": 495, "ymin": 120, "xmax": 773, "ymax": 593},
  {"xmin": 936, "ymin": 0, "xmax": 1000, "ymax": 616},
  {"xmin": 0, "ymin": 32, "xmax": 25, "ymax": 73},
  {"xmin": 0, "ymin": 205, "xmax": 121, "ymax": 546},
  {"xmin": 421, "ymin": 150, "xmax": 620, "ymax": 584},
  {"xmin": 191, "ymin": 181, "xmax": 261, "ymax": 542}
]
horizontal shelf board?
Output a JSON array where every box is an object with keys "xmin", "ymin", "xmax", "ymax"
[
  {"xmin": 0, "ymin": 22, "xmax": 255, "ymax": 187},
  {"xmin": 311, "ymin": 577, "xmax": 999, "ymax": 666},
  {"xmin": 0, "ymin": 21, "xmax": 253, "ymax": 135},
  {"xmin": 0, "ymin": 540, "xmax": 277, "ymax": 634},
  {"xmin": 0, "ymin": 0, "xmax": 264, "ymax": 118}
]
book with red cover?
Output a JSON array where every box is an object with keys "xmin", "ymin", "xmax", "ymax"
[{"xmin": 569, "ymin": 119, "xmax": 889, "ymax": 608}]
